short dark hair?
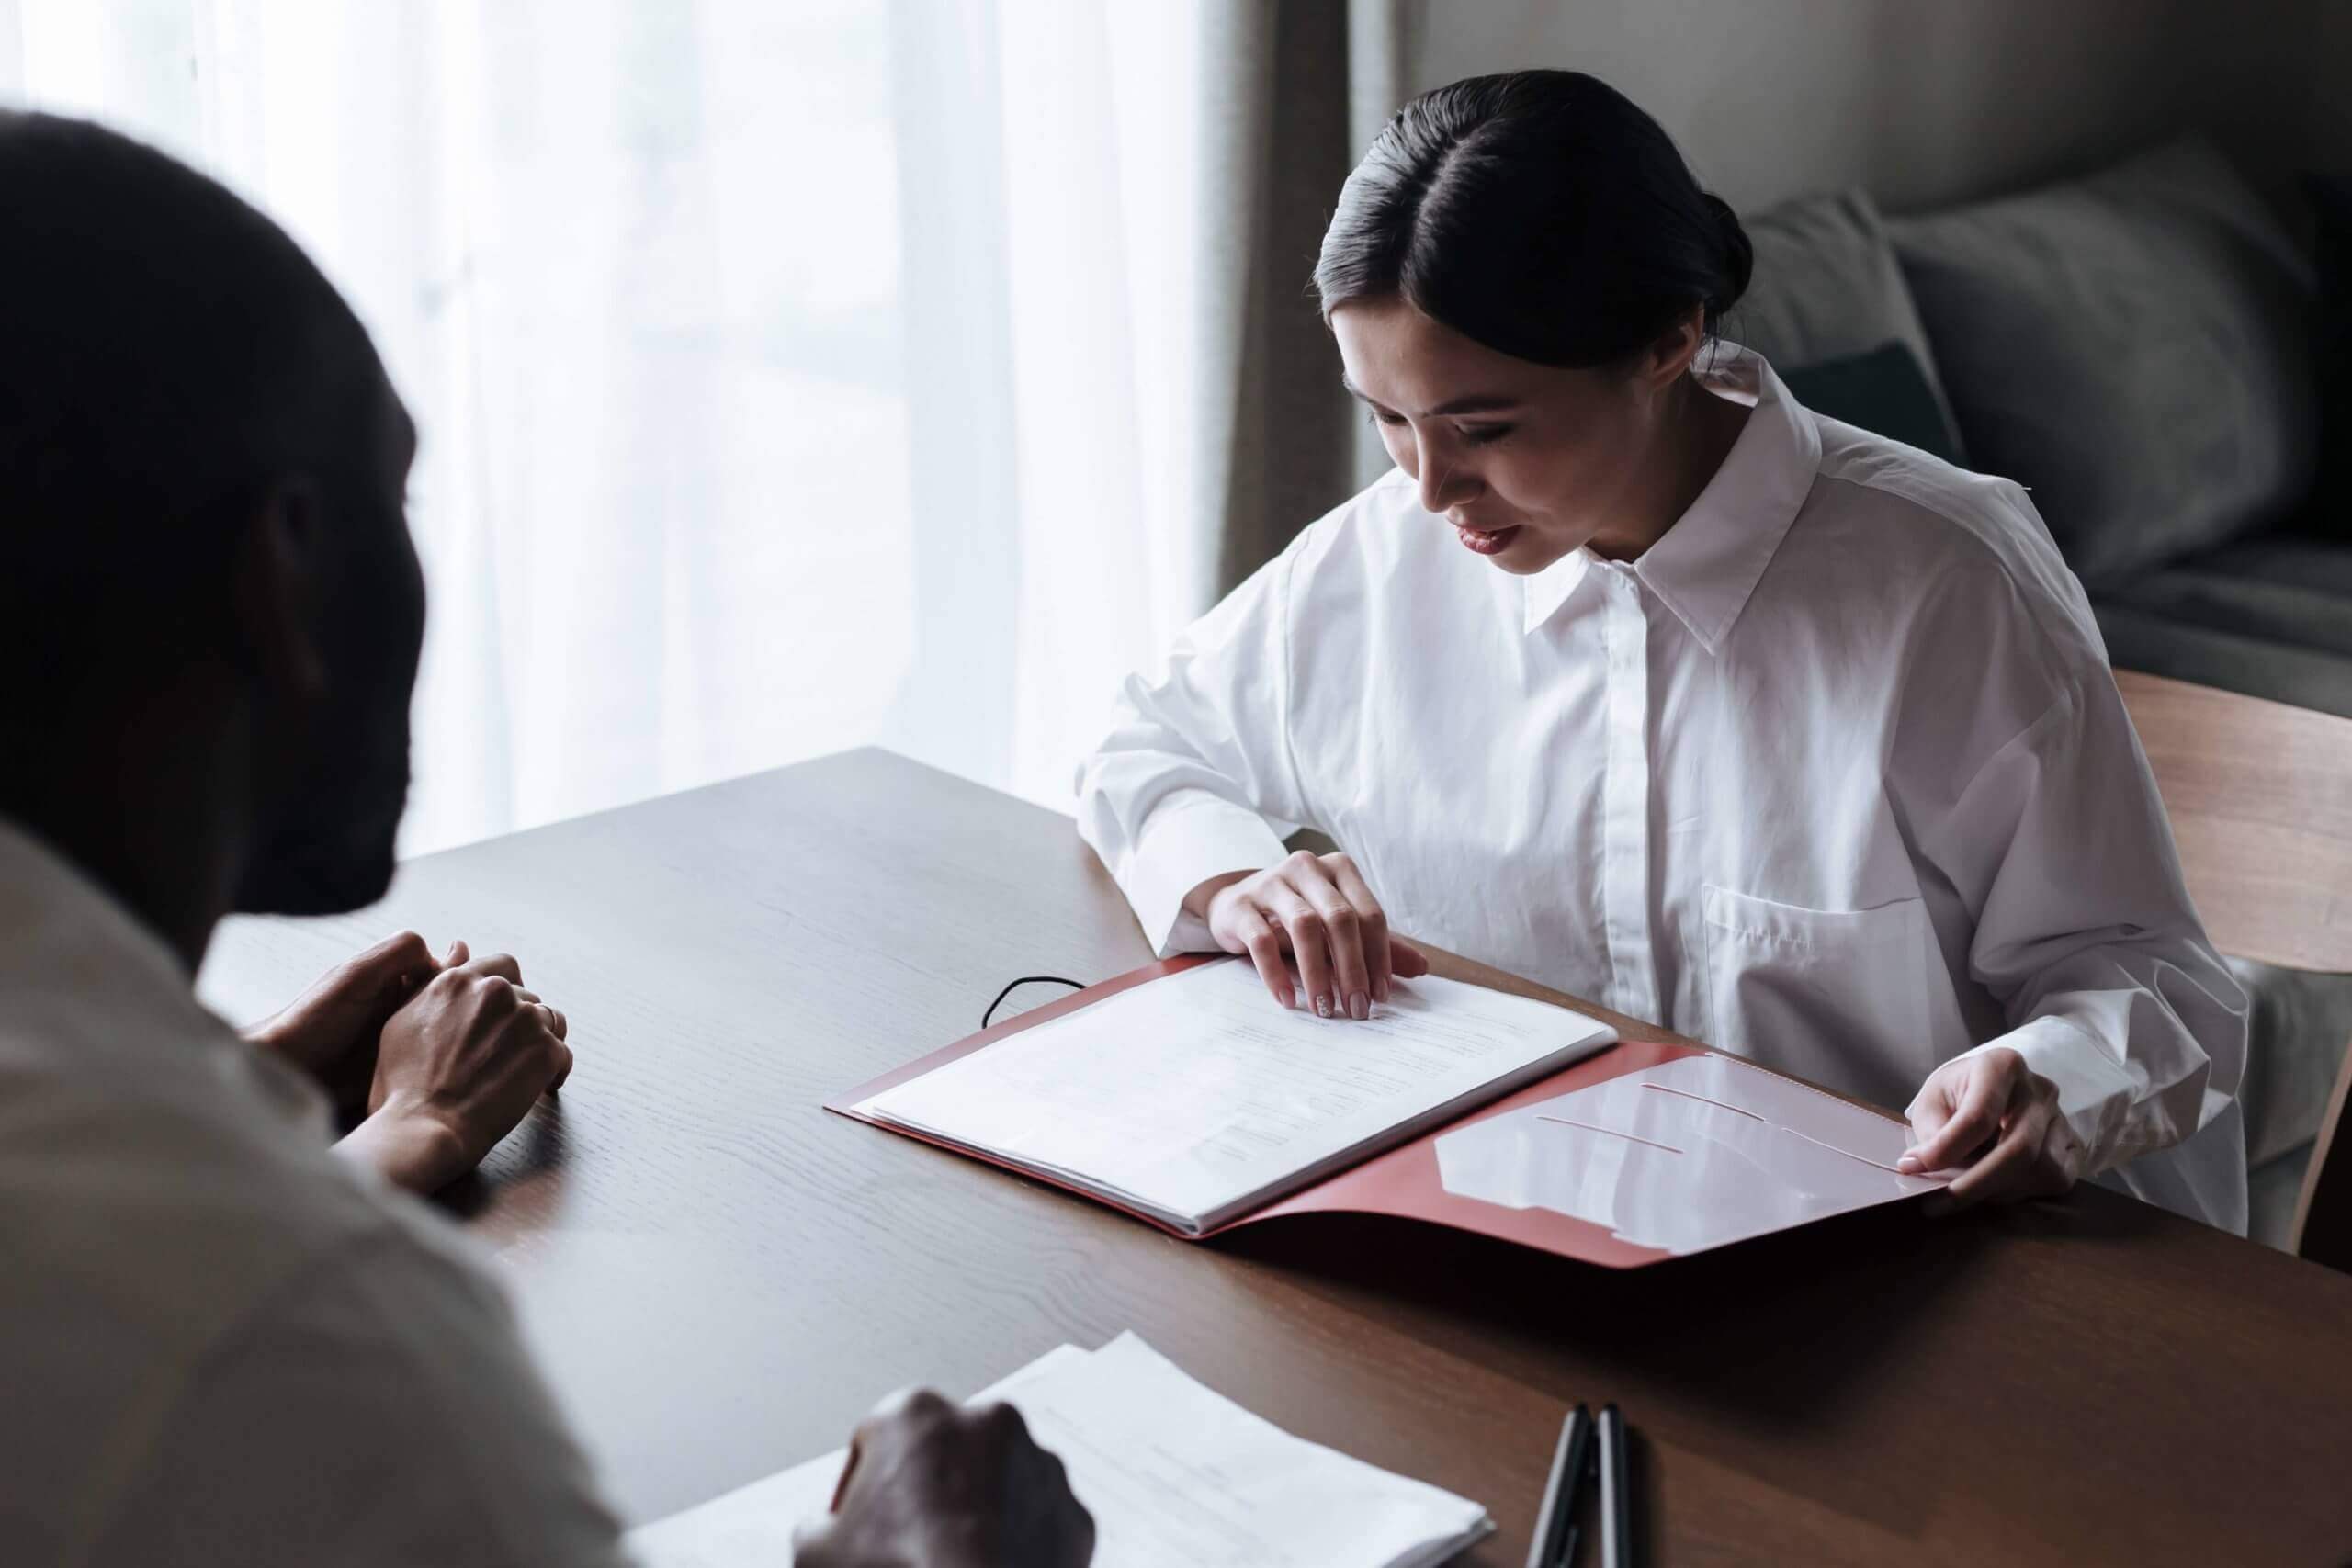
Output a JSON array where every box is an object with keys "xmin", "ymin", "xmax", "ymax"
[
  {"xmin": 1314, "ymin": 70, "xmax": 1753, "ymax": 367},
  {"xmin": 0, "ymin": 111, "xmax": 388, "ymax": 678}
]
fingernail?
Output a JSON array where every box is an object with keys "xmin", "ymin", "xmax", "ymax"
[
  {"xmin": 1896, "ymin": 1156, "xmax": 1923, "ymax": 1174},
  {"xmin": 1350, "ymin": 990, "xmax": 1369, "ymax": 1021},
  {"xmin": 1315, "ymin": 994, "xmax": 1332, "ymax": 1019}
]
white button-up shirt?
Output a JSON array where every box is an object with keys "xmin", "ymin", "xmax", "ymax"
[
  {"xmin": 1077, "ymin": 348, "xmax": 2248, "ymax": 1232},
  {"xmin": 0, "ymin": 819, "xmax": 628, "ymax": 1566}
]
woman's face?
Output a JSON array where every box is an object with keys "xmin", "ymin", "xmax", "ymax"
[{"xmin": 1330, "ymin": 295, "xmax": 1680, "ymax": 574}]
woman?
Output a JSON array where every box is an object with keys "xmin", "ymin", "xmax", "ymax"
[{"xmin": 1076, "ymin": 71, "xmax": 2246, "ymax": 1230}]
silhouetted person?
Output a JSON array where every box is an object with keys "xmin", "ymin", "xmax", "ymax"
[{"xmin": 0, "ymin": 112, "xmax": 1091, "ymax": 1568}]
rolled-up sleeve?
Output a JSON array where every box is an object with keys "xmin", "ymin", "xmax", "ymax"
[
  {"xmin": 1075, "ymin": 536, "xmax": 1316, "ymax": 955},
  {"xmin": 1920, "ymin": 670, "xmax": 2248, "ymax": 1183}
]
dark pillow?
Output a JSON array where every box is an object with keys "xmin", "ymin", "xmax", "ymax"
[
  {"xmin": 2307, "ymin": 173, "xmax": 2352, "ymax": 536},
  {"xmin": 1889, "ymin": 138, "xmax": 2318, "ymax": 585},
  {"xmin": 1730, "ymin": 189, "xmax": 1962, "ymax": 453},
  {"xmin": 1780, "ymin": 341, "xmax": 1965, "ymax": 466}
]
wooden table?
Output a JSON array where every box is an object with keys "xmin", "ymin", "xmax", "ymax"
[{"xmin": 197, "ymin": 749, "xmax": 2352, "ymax": 1566}]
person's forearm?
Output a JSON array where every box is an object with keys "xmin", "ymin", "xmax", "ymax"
[
  {"xmin": 1075, "ymin": 543, "xmax": 1314, "ymax": 958},
  {"xmin": 238, "ymin": 1014, "xmax": 308, "ymax": 1074},
  {"xmin": 335, "ymin": 1105, "xmax": 467, "ymax": 1194},
  {"xmin": 1084, "ymin": 787, "xmax": 1289, "ymax": 956}
]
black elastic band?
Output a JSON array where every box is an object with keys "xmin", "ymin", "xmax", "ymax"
[{"xmin": 981, "ymin": 975, "xmax": 1086, "ymax": 1030}]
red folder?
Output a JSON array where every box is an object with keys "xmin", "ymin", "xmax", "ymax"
[{"xmin": 827, "ymin": 955, "xmax": 1944, "ymax": 1269}]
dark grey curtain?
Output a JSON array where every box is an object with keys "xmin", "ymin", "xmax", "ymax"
[{"xmin": 1198, "ymin": 0, "xmax": 1413, "ymax": 596}]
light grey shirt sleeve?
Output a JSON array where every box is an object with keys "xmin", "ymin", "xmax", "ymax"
[{"xmin": 91, "ymin": 1225, "xmax": 632, "ymax": 1568}]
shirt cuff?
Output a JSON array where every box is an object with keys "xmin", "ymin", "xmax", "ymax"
[
  {"xmin": 1957, "ymin": 1014, "xmax": 2141, "ymax": 1174},
  {"xmin": 1125, "ymin": 795, "xmax": 1290, "ymax": 958}
]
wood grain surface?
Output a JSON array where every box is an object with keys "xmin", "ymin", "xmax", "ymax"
[
  {"xmin": 197, "ymin": 748, "xmax": 2352, "ymax": 1566},
  {"xmin": 2114, "ymin": 669, "xmax": 2352, "ymax": 975}
]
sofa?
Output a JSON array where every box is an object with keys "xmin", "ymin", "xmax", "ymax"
[{"xmin": 1728, "ymin": 137, "xmax": 2352, "ymax": 1245}]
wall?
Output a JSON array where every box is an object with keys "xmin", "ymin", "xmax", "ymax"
[{"xmin": 1399, "ymin": 0, "xmax": 2332, "ymax": 216}]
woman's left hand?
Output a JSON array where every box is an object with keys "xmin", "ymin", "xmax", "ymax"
[{"xmin": 1897, "ymin": 1046, "xmax": 2084, "ymax": 1209}]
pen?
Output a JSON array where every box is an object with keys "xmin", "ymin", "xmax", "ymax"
[
  {"xmin": 1526, "ymin": 1403, "xmax": 1592, "ymax": 1568},
  {"xmin": 1598, "ymin": 1402, "xmax": 1632, "ymax": 1568}
]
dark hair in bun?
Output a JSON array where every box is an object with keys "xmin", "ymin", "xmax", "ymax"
[{"xmin": 1316, "ymin": 70, "xmax": 1753, "ymax": 367}]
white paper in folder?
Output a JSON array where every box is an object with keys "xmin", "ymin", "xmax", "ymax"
[
  {"xmin": 855, "ymin": 957, "xmax": 1614, "ymax": 1235},
  {"xmin": 627, "ymin": 1333, "xmax": 1490, "ymax": 1567}
]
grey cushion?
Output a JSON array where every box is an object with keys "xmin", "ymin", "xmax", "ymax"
[
  {"xmin": 1729, "ymin": 189, "xmax": 1959, "ymax": 448},
  {"xmin": 2309, "ymin": 174, "xmax": 2352, "ymax": 540},
  {"xmin": 2094, "ymin": 605, "xmax": 2352, "ymax": 721},
  {"xmin": 1780, "ymin": 341, "xmax": 1964, "ymax": 466},
  {"xmin": 2090, "ymin": 535, "xmax": 2352, "ymax": 719},
  {"xmin": 1890, "ymin": 138, "xmax": 2318, "ymax": 585},
  {"xmin": 2162, "ymin": 534, "xmax": 2352, "ymax": 598},
  {"xmin": 2098, "ymin": 538, "xmax": 2352, "ymax": 664}
]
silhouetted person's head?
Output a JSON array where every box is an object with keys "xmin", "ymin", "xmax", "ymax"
[{"xmin": 0, "ymin": 112, "xmax": 424, "ymax": 955}]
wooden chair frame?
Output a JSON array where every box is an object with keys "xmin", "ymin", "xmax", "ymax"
[{"xmin": 2114, "ymin": 671, "xmax": 2352, "ymax": 1269}]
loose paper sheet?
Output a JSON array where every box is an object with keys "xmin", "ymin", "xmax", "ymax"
[
  {"xmin": 627, "ymin": 1333, "xmax": 1490, "ymax": 1568},
  {"xmin": 626, "ymin": 1345, "xmax": 1089, "ymax": 1566}
]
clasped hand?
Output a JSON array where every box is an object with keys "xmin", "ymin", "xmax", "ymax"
[{"xmin": 246, "ymin": 931, "xmax": 573, "ymax": 1193}]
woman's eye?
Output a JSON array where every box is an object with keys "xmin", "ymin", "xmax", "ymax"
[
  {"xmin": 1461, "ymin": 424, "xmax": 1513, "ymax": 447},
  {"xmin": 1367, "ymin": 409, "xmax": 1408, "ymax": 428}
]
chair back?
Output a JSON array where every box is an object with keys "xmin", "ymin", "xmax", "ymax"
[{"xmin": 2114, "ymin": 671, "xmax": 2352, "ymax": 1270}]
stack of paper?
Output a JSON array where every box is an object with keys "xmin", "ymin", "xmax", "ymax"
[
  {"xmin": 627, "ymin": 1332, "xmax": 1490, "ymax": 1567},
  {"xmin": 854, "ymin": 958, "xmax": 1615, "ymax": 1235}
]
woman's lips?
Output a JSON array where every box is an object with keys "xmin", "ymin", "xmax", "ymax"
[{"xmin": 1454, "ymin": 520, "xmax": 1522, "ymax": 557}]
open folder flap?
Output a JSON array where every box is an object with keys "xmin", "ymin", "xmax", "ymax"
[{"xmin": 1249, "ymin": 1048, "xmax": 1948, "ymax": 1262}]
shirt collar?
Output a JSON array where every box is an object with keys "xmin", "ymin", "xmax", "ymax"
[
  {"xmin": 1519, "ymin": 546, "xmax": 1591, "ymax": 637},
  {"xmin": 0, "ymin": 815, "xmax": 194, "ymax": 998},
  {"xmin": 1521, "ymin": 345, "xmax": 1821, "ymax": 650},
  {"xmin": 0, "ymin": 809, "xmax": 325, "ymax": 1077}
]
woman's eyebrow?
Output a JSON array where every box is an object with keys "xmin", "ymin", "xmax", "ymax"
[
  {"xmin": 1339, "ymin": 378, "xmax": 1519, "ymax": 417},
  {"xmin": 1429, "ymin": 394, "xmax": 1520, "ymax": 415}
]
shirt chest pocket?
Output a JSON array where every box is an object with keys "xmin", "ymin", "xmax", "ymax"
[{"xmin": 1699, "ymin": 885, "xmax": 1934, "ymax": 1111}]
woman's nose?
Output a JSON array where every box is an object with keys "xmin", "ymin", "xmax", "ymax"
[{"xmin": 1416, "ymin": 439, "xmax": 1481, "ymax": 514}]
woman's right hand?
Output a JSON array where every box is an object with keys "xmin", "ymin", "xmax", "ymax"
[{"xmin": 1192, "ymin": 851, "xmax": 1429, "ymax": 1019}]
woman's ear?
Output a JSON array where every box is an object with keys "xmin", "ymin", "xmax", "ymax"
[
  {"xmin": 1636, "ymin": 304, "xmax": 1710, "ymax": 393},
  {"xmin": 232, "ymin": 477, "xmax": 332, "ymax": 704}
]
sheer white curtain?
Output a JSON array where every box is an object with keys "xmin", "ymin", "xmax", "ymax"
[{"xmin": 0, "ymin": 0, "xmax": 1228, "ymax": 852}]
